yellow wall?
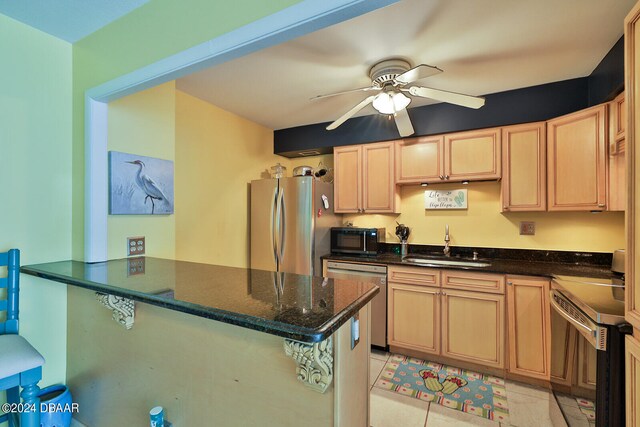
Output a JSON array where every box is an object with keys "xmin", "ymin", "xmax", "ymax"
[
  {"xmin": 346, "ymin": 181, "xmax": 625, "ymax": 252},
  {"xmin": 107, "ymin": 82, "xmax": 176, "ymax": 259},
  {"xmin": 175, "ymin": 90, "xmax": 283, "ymax": 267},
  {"xmin": 0, "ymin": 15, "xmax": 71, "ymax": 389}
]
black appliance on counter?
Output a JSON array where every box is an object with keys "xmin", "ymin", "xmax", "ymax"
[
  {"xmin": 550, "ymin": 250, "xmax": 630, "ymax": 426},
  {"xmin": 330, "ymin": 227, "xmax": 384, "ymax": 256}
]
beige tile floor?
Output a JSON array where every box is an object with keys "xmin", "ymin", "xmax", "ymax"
[{"xmin": 369, "ymin": 349, "xmax": 571, "ymax": 427}]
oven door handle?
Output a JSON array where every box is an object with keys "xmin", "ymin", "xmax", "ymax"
[{"xmin": 550, "ymin": 290, "xmax": 605, "ymax": 350}]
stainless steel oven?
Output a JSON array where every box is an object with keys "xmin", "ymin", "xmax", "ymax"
[{"xmin": 550, "ymin": 261, "xmax": 629, "ymax": 426}]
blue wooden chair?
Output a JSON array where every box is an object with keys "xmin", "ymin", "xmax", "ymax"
[{"xmin": 0, "ymin": 249, "xmax": 44, "ymax": 427}]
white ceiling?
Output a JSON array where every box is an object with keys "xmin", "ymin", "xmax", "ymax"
[
  {"xmin": 177, "ymin": 0, "xmax": 635, "ymax": 131},
  {"xmin": 0, "ymin": 0, "xmax": 149, "ymax": 43}
]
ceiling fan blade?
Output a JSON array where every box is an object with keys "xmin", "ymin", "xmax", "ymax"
[
  {"xmin": 395, "ymin": 64, "xmax": 443, "ymax": 84},
  {"xmin": 408, "ymin": 86, "xmax": 485, "ymax": 109},
  {"xmin": 326, "ymin": 95, "xmax": 376, "ymax": 130},
  {"xmin": 311, "ymin": 86, "xmax": 380, "ymax": 100},
  {"xmin": 394, "ymin": 108, "xmax": 415, "ymax": 137}
]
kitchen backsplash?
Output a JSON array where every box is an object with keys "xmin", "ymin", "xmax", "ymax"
[{"xmin": 343, "ymin": 181, "xmax": 625, "ymax": 253}]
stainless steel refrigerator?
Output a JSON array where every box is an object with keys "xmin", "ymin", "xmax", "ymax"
[{"xmin": 250, "ymin": 176, "xmax": 339, "ymax": 276}]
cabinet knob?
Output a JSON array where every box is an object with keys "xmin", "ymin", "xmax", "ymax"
[
  {"xmin": 445, "ymin": 175, "xmax": 450, "ymax": 180},
  {"xmin": 441, "ymin": 292, "xmax": 447, "ymax": 296},
  {"xmin": 503, "ymin": 206, "xmax": 509, "ymax": 210},
  {"xmin": 597, "ymin": 204, "xmax": 605, "ymax": 208},
  {"xmin": 507, "ymin": 281, "xmax": 513, "ymax": 286},
  {"xmin": 439, "ymin": 175, "xmax": 444, "ymax": 180}
]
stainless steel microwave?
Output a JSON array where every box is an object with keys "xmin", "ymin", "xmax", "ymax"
[{"xmin": 330, "ymin": 227, "xmax": 384, "ymax": 255}]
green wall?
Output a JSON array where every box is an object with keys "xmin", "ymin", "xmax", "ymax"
[
  {"xmin": 71, "ymin": 0, "xmax": 301, "ymax": 259},
  {"xmin": 0, "ymin": 14, "xmax": 72, "ymax": 388}
]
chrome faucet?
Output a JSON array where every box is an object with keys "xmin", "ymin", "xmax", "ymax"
[{"xmin": 443, "ymin": 224, "xmax": 451, "ymax": 257}]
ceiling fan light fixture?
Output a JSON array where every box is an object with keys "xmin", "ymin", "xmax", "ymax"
[{"xmin": 372, "ymin": 91, "xmax": 411, "ymax": 115}]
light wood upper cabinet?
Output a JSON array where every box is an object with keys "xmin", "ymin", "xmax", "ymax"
[
  {"xmin": 362, "ymin": 141, "xmax": 398, "ymax": 213},
  {"xmin": 395, "ymin": 136, "xmax": 444, "ymax": 184},
  {"xmin": 334, "ymin": 142, "xmax": 398, "ymax": 214},
  {"xmin": 506, "ymin": 276, "xmax": 551, "ymax": 380},
  {"xmin": 547, "ymin": 104, "xmax": 608, "ymax": 211},
  {"xmin": 609, "ymin": 92, "xmax": 626, "ymax": 212},
  {"xmin": 444, "ymin": 128, "xmax": 501, "ymax": 181},
  {"xmin": 334, "ymin": 145, "xmax": 361, "ymax": 213},
  {"xmin": 441, "ymin": 289, "xmax": 505, "ymax": 369},
  {"xmin": 388, "ymin": 282, "xmax": 441, "ymax": 355},
  {"xmin": 501, "ymin": 122, "xmax": 547, "ymax": 212}
]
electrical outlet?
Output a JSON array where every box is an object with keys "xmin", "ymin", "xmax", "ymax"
[
  {"xmin": 519, "ymin": 222, "xmax": 536, "ymax": 235},
  {"xmin": 127, "ymin": 257, "xmax": 145, "ymax": 276},
  {"xmin": 127, "ymin": 236, "xmax": 145, "ymax": 256}
]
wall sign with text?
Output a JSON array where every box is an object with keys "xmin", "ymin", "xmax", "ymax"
[{"xmin": 424, "ymin": 189, "xmax": 468, "ymax": 210}]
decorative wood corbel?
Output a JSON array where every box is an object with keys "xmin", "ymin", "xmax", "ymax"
[{"xmin": 96, "ymin": 293, "xmax": 135, "ymax": 329}]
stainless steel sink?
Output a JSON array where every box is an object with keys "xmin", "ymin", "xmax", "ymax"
[{"xmin": 402, "ymin": 256, "xmax": 491, "ymax": 268}]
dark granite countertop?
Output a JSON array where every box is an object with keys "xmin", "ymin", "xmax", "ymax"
[
  {"xmin": 21, "ymin": 257, "xmax": 379, "ymax": 343},
  {"xmin": 323, "ymin": 252, "xmax": 612, "ymax": 279}
]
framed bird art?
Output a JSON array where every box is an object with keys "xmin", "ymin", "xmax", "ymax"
[{"xmin": 108, "ymin": 151, "xmax": 174, "ymax": 215}]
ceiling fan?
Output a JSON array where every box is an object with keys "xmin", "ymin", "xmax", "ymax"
[{"xmin": 313, "ymin": 58, "xmax": 486, "ymax": 137}]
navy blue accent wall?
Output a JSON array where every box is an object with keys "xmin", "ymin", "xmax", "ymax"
[
  {"xmin": 588, "ymin": 36, "xmax": 625, "ymax": 106},
  {"xmin": 274, "ymin": 37, "xmax": 624, "ymax": 157}
]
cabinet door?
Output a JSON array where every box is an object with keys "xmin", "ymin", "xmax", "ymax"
[
  {"xmin": 550, "ymin": 309, "xmax": 578, "ymax": 386},
  {"xmin": 362, "ymin": 141, "xmax": 398, "ymax": 213},
  {"xmin": 395, "ymin": 136, "xmax": 444, "ymax": 184},
  {"xmin": 441, "ymin": 289, "xmax": 505, "ymax": 368},
  {"xmin": 444, "ymin": 128, "xmax": 501, "ymax": 181},
  {"xmin": 626, "ymin": 0, "xmax": 640, "ymax": 332},
  {"xmin": 626, "ymin": 334, "xmax": 640, "ymax": 427},
  {"xmin": 501, "ymin": 122, "xmax": 547, "ymax": 212},
  {"xmin": 609, "ymin": 93, "xmax": 626, "ymax": 212},
  {"xmin": 506, "ymin": 276, "xmax": 551, "ymax": 380},
  {"xmin": 388, "ymin": 282, "xmax": 440, "ymax": 354},
  {"xmin": 576, "ymin": 334, "xmax": 597, "ymax": 391},
  {"xmin": 334, "ymin": 145, "xmax": 362, "ymax": 213},
  {"xmin": 547, "ymin": 104, "xmax": 607, "ymax": 211}
]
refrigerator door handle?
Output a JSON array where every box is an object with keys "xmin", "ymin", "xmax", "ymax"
[
  {"xmin": 279, "ymin": 187, "xmax": 286, "ymax": 266},
  {"xmin": 272, "ymin": 186, "xmax": 279, "ymax": 269}
]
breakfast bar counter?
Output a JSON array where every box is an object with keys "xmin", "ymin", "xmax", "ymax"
[{"xmin": 21, "ymin": 257, "xmax": 377, "ymax": 427}]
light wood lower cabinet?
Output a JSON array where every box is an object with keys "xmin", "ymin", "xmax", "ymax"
[
  {"xmin": 441, "ymin": 289, "xmax": 505, "ymax": 369},
  {"xmin": 506, "ymin": 276, "xmax": 551, "ymax": 380},
  {"xmin": 550, "ymin": 309, "xmax": 578, "ymax": 386},
  {"xmin": 626, "ymin": 334, "xmax": 640, "ymax": 427},
  {"xmin": 576, "ymin": 334, "xmax": 597, "ymax": 391},
  {"xmin": 388, "ymin": 266, "xmax": 506, "ymax": 370},
  {"xmin": 388, "ymin": 282, "xmax": 440, "ymax": 355}
]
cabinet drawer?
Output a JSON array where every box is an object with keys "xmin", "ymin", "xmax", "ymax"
[
  {"xmin": 442, "ymin": 270, "xmax": 505, "ymax": 294},
  {"xmin": 388, "ymin": 266, "xmax": 440, "ymax": 287}
]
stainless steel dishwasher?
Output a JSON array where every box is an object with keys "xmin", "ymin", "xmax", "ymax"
[{"xmin": 325, "ymin": 261, "xmax": 387, "ymax": 349}]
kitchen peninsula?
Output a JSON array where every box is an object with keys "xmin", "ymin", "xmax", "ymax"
[{"xmin": 21, "ymin": 257, "xmax": 378, "ymax": 427}]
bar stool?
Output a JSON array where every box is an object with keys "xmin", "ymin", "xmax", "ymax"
[{"xmin": 0, "ymin": 249, "xmax": 44, "ymax": 427}]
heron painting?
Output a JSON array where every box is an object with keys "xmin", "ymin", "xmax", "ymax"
[{"xmin": 109, "ymin": 151, "xmax": 174, "ymax": 215}]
